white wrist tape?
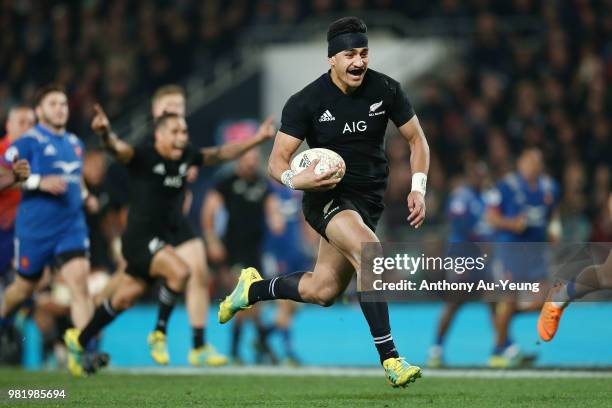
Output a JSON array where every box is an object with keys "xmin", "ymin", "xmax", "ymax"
[
  {"xmin": 23, "ymin": 174, "xmax": 41, "ymax": 190},
  {"xmin": 411, "ymin": 172, "xmax": 427, "ymax": 195},
  {"xmin": 281, "ymin": 169, "xmax": 296, "ymax": 190}
]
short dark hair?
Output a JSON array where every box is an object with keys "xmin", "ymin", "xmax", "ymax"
[
  {"xmin": 34, "ymin": 84, "xmax": 66, "ymax": 107},
  {"xmin": 154, "ymin": 112, "xmax": 183, "ymax": 130},
  {"xmin": 152, "ymin": 84, "xmax": 185, "ymax": 105},
  {"xmin": 327, "ymin": 17, "xmax": 367, "ymax": 42}
]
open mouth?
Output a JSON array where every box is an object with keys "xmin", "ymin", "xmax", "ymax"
[{"xmin": 347, "ymin": 67, "xmax": 365, "ymax": 80}]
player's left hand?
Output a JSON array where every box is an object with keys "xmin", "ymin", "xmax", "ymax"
[
  {"xmin": 85, "ymin": 194, "xmax": 100, "ymax": 214},
  {"xmin": 186, "ymin": 165, "xmax": 199, "ymax": 183},
  {"xmin": 256, "ymin": 116, "xmax": 276, "ymax": 141},
  {"xmin": 407, "ymin": 191, "xmax": 426, "ymax": 228},
  {"xmin": 91, "ymin": 104, "xmax": 111, "ymax": 137},
  {"xmin": 12, "ymin": 158, "xmax": 30, "ymax": 182}
]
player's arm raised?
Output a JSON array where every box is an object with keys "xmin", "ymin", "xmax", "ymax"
[
  {"xmin": 91, "ymin": 104, "xmax": 134, "ymax": 164},
  {"xmin": 268, "ymin": 132, "xmax": 342, "ymax": 192},
  {"xmin": 398, "ymin": 115, "xmax": 430, "ymax": 228},
  {"xmin": 200, "ymin": 117, "xmax": 275, "ymax": 166}
]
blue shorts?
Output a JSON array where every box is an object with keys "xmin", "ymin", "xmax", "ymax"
[
  {"xmin": 15, "ymin": 223, "xmax": 89, "ymax": 280},
  {"xmin": 493, "ymin": 244, "xmax": 550, "ymax": 282},
  {"xmin": 263, "ymin": 250, "xmax": 312, "ymax": 278},
  {"xmin": 0, "ymin": 228, "xmax": 14, "ymax": 275}
]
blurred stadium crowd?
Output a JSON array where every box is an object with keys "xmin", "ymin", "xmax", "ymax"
[
  {"xmin": 1, "ymin": 0, "xmax": 610, "ymax": 239},
  {"xmin": 0, "ymin": 0, "xmax": 611, "ymax": 367}
]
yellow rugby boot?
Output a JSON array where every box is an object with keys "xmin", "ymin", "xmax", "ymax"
[{"xmin": 218, "ymin": 267, "xmax": 262, "ymax": 324}]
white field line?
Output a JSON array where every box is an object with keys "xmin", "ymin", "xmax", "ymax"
[{"xmin": 107, "ymin": 366, "xmax": 612, "ymax": 379}]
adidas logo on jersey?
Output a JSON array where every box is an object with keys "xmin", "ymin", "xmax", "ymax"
[
  {"xmin": 318, "ymin": 110, "xmax": 335, "ymax": 122},
  {"xmin": 44, "ymin": 144, "xmax": 57, "ymax": 156},
  {"xmin": 148, "ymin": 237, "xmax": 165, "ymax": 254},
  {"xmin": 153, "ymin": 163, "xmax": 166, "ymax": 175}
]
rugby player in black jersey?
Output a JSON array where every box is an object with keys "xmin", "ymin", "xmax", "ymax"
[
  {"xmin": 88, "ymin": 85, "xmax": 262, "ymax": 367},
  {"xmin": 219, "ymin": 17, "xmax": 430, "ymax": 387},
  {"xmin": 63, "ymin": 111, "xmax": 274, "ymax": 376}
]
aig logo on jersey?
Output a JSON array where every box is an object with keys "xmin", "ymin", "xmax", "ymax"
[
  {"xmin": 343, "ymin": 121, "xmax": 367, "ymax": 134},
  {"xmin": 163, "ymin": 176, "xmax": 183, "ymax": 188}
]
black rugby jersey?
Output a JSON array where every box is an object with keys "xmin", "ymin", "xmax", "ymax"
[
  {"xmin": 126, "ymin": 142, "xmax": 202, "ymax": 229},
  {"xmin": 280, "ymin": 69, "xmax": 415, "ymax": 202},
  {"xmin": 214, "ymin": 172, "xmax": 271, "ymax": 253}
]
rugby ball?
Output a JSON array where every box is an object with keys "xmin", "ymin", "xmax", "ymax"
[{"xmin": 290, "ymin": 148, "xmax": 345, "ymax": 179}]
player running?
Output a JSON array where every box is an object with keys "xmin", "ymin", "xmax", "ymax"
[
  {"xmin": 260, "ymin": 181, "xmax": 316, "ymax": 365},
  {"xmin": 0, "ymin": 106, "xmax": 34, "ymax": 193},
  {"xmin": 202, "ymin": 148, "xmax": 285, "ymax": 364},
  {"xmin": 218, "ymin": 17, "xmax": 430, "ymax": 387},
  {"xmin": 98, "ymin": 85, "xmax": 232, "ymax": 366},
  {"xmin": 485, "ymin": 147, "xmax": 559, "ymax": 367},
  {"xmin": 538, "ymin": 193, "xmax": 612, "ymax": 341},
  {"xmin": 427, "ymin": 161, "xmax": 495, "ymax": 367},
  {"xmin": 0, "ymin": 86, "xmax": 94, "ymax": 376},
  {"xmin": 63, "ymin": 109, "xmax": 274, "ymax": 376}
]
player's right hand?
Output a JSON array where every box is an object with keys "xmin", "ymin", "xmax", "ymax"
[
  {"xmin": 513, "ymin": 214, "xmax": 528, "ymax": 234},
  {"xmin": 292, "ymin": 159, "xmax": 344, "ymax": 192},
  {"xmin": 91, "ymin": 104, "xmax": 111, "ymax": 137},
  {"xmin": 39, "ymin": 175, "xmax": 67, "ymax": 195}
]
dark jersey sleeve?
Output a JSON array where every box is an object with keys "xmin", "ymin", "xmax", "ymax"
[
  {"xmin": 389, "ymin": 81, "xmax": 415, "ymax": 128},
  {"xmin": 185, "ymin": 144, "xmax": 203, "ymax": 167},
  {"xmin": 279, "ymin": 94, "xmax": 311, "ymax": 140}
]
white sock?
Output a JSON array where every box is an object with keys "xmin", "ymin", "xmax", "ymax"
[
  {"xmin": 551, "ymin": 284, "xmax": 569, "ymax": 308},
  {"xmin": 429, "ymin": 345, "xmax": 443, "ymax": 358}
]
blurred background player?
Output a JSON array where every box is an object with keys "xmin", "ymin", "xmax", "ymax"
[
  {"xmin": 202, "ymin": 148, "xmax": 285, "ymax": 364},
  {"xmin": 0, "ymin": 106, "xmax": 33, "ymax": 365},
  {"xmin": 0, "ymin": 85, "xmax": 94, "ymax": 376},
  {"xmin": 486, "ymin": 147, "xmax": 560, "ymax": 368},
  {"xmin": 98, "ymin": 85, "xmax": 231, "ymax": 367},
  {"xmin": 0, "ymin": 106, "xmax": 35, "ymax": 277},
  {"xmin": 65, "ymin": 110, "xmax": 274, "ymax": 375},
  {"xmin": 261, "ymin": 181, "xmax": 317, "ymax": 366},
  {"xmin": 427, "ymin": 159, "xmax": 495, "ymax": 368},
  {"xmin": 538, "ymin": 193, "xmax": 612, "ymax": 342}
]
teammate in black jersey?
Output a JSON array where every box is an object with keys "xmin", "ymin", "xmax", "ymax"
[
  {"xmin": 63, "ymin": 111, "xmax": 274, "ymax": 375},
  {"xmin": 92, "ymin": 86, "xmax": 231, "ymax": 366},
  {"xmin": 219, "ymin": 17, "xmax": 430, "ymax": 387}
]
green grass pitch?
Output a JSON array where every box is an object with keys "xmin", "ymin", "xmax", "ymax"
[{"xmin": 1, "ymin": 368, "xmax": 611, "ymax": 407}]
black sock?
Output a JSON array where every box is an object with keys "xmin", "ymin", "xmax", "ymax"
[
  {"xmin": 358, "ymin": 295, "xmax": 399, "ymax": 364},
  {"xmin": 155, "ymin": 284, "xmax": 179, "ymax": 334},
  {"xmin": 248, "ymin": 272, "xmax": 306, "ymax": 304},
  {"xmin": 193, "ymin": 326, "xmax": 205, "ymax": 349},
  {"xmin": 231, "ymin": 321, "xmax": 242, "ymax": 358},
  {"xmin": 79, "ymin": 299, "xmax": 120, "ymax": 348}
]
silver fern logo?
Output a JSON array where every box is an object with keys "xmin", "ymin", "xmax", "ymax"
[{"xmin": 369, "ymin": 100, "xmax": 385, "ymax": 117}]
